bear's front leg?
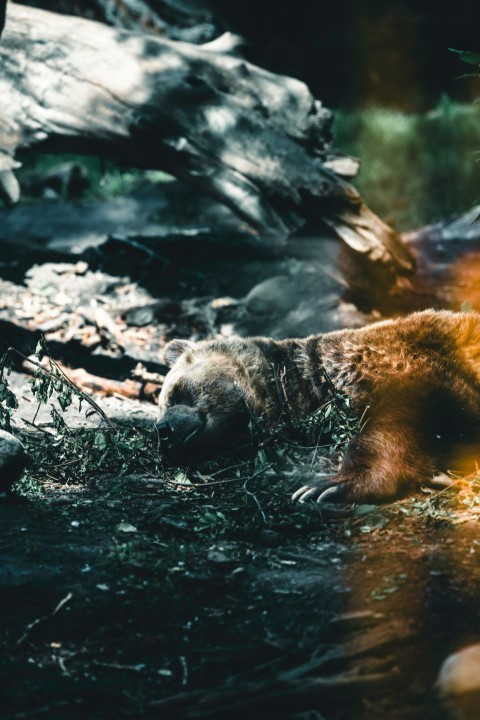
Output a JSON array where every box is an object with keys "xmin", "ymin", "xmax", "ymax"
[{"xmin": 293, "ymin": 400, "xmax": 439, "ymax": 504}]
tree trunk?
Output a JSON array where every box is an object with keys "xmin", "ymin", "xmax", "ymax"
[{"xmin": 0, "ymin": 2, "xmax": 414, "ymax": 291}]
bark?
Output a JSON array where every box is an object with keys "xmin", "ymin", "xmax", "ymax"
[
  {"xmin": 19, "ymin": 0, "xmax": 222, "ymax": 43},
  {"xmin": 0, "ymin": 2, "xmax": 414, "ymax": 288},
  {"xmin": 86, "ymin": 0, "xmax": 220, "ymax": 43}
]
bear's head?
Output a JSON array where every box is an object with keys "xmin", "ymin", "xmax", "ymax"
[{"xmin": 157, "ymin": 338, "xmax": 272, "ymax": 458}]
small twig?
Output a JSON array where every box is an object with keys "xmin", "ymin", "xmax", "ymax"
[
  {"xmin": 180, "ymin": 655, "xmax": 188, "ymax": 687},
  {"xmin": 42, "ymin": 457, "xmax": 83, "ymax": 470},
  {"xmin": 165, "ymin": 476, "xmax": 243, "ymax": 488},
  {"xmin": 32, "ymin": 400, "xmax": 42, "ymax": 426},
  {"xmin": 309, "ymin": 422, "xmax": 326, "ymax": 467},
  {"xmin": 16, "ymin": 592, "xmax": 73, "ymax": 647},
  {"xmin": 54, "ymin": 654, "xmax": 71, "ymax": 676},
  {"xmin": 243, "ymin": 476, "xmax": 267, "ymax": 524},
  {"xmin": 92, "ymin": 660, "xmax": 146, "ymax": 672},
  {"xmin": 9, "ymin": 699, "xmax": 84, "ymax": 719},
  {"xmin": 165, "ymin": 463, "xmax": 273, "ymax": 488},
  {"xmin": 270, "ymin": 363, "xmax": 285, "ymax": 417},
  {"xmin": 206, "ymin": 462, "xmax": 248, "ymax": 479},
  {"xmin": 358, "ymin": 404, "xmax": 371, "ymax": 432},
  {"xmin": 276, "ymin": 550, "xmax": 332, "ymax": 567},
  {"xmin": 20, "ymin": 417, "xmax": 55, "ymax": 436}
]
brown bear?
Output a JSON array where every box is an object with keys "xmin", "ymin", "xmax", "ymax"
[{"xmin": 157, "ymin": 310, "xmax": 480, "ymax": 503}]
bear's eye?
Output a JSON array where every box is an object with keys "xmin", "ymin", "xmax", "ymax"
[{"xmin": 169, "ymin": 386, "xmax": 193, "ymax": 406}]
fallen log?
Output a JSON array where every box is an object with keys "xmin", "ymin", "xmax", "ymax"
[{"xmin": 0, "ymin": 2, "xmax": 414, "ymax": 294}]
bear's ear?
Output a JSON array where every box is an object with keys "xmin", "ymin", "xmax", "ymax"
[{"xmin": 163, "ymin": 339, "xmax": 194, "ymax": 367}]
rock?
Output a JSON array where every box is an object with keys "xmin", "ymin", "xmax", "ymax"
[
  {"xmin": 258, "ymin": 529, "xmax": 282, "ymax": 546},
  {"xmin": 0, "ymin": 430, "xmax": 27, "ymax": 491},
  {"xmin": 207, "ymin": 543, "xmax": 238, "ymax": 567},
  {"xmin": 238, "ymin": 260, "xmax": 371, "ymax": 338},
  {"xmin": 245, "ymin": 276, "xmax": 298, "ymax": 318},
  {"xmin": 437, "ymin": 644, "xmax": 480, "ymax": 719}
]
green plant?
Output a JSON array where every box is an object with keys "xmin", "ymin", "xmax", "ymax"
[
  {"xmin": 16, "ymin": 152, "xmax": 174, "ymax": 201},
  {"xmin": 0, "ymin": 341, "xmax": 163, "ymax": 490},
  {"xmin": 449, "ymin": 49, "xmax": 480, "ymax": 70},
  {"xmin": 334, "ymin": 100, "xmax": 480, "ymax": 230}
]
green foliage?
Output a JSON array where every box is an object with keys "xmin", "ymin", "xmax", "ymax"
[
  {"xmin": 95, "ymin": 169, "xmax": 173, "ymax": 200},
  {"xmin": 29, "ymin": 339, "xmax": 75, "ymax": 412},
  {"xmin": 0, "ymin": 352, "xmax": 18, "ymax": 432},
  {"xmin": 334, "ymin": 99, "xmax": 480, "ymax": 230},
  {"xmin": 449, "ymin": 49, "xmax": 480, "ymax": 67},
  {"xmin": 292, "ymin": 394, "xmax": 359, "ymax": 451},
  {"xmin": 16, "ymin": 152, "xmax": 174, "ymax": 201},
  {"xmin": 0, "ymin": 343, "xmax": 163, "ymax": 494},
  {"xmin": 194, "ymin": 510, "xmax": 229, "ymax": 535},
  {"xmin": 22, "ymin": 424, "xmax": 161, "ymax": 487}
]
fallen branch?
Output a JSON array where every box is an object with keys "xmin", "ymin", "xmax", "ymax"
[
  {"xmin": 16, "ymin": 592, "xmax": 73, "ymax": 647},
  {"xmin": 52, "ymin": 365, "xmax": 142, "ymax": 401}
]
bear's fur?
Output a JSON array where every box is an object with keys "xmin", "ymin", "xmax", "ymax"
[{"xmin": 157, "ymin": 310, "xmax": 480, "ymax": 503}]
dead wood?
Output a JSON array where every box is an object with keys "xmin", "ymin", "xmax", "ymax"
[
  {"xmin": 18, "ymin": 0, "xmax": 222, "ymax": 43},
  {"xmin": 16, "ymin": 592, "xmax": 73, "ymax": 647},
  {"xmin": 94, "ymin": 0, "xmax": 221, "ymax": 44},
  {"xmin": 0, "ymin": 2, "xmax": 414, "ymax": 293},
  {"xmin": 0, "ymin": 301, "xmax": 168, "ymax": 380},
  {"xmin": 40, "ymin": 364, "xmax": 143, "ymax": 401}
]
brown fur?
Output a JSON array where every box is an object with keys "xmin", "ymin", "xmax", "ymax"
[{"xmin": 158, "ymin": 310, "xmax": 480, "ymax": 503}]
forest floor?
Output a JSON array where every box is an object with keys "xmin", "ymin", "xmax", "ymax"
[
  {"xmin": 3, "ymin": 437, "xmax": 480, "ymax": 720},
  {"xmin": 1, "ymin": 186, "xmax": 480, "ymax": 719}
]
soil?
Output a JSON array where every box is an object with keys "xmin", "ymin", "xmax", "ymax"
[
  {"xmin": 1, "ymin": 191, "xmax": 480, "ymax": 719},
  {"xmin": 3, "ymin": 456, "xmax": 480, "ymax": 719}
]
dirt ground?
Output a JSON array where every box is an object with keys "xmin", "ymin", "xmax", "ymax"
[{"xmin": 3, "ymin": 455, "xmax": 480, "ymax": 719}]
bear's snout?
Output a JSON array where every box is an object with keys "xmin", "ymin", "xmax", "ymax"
[{"xmin": 156, "ymin": 405, "xmax": 205, "ymax": 450}]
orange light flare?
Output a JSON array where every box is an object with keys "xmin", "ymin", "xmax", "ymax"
[
  {"xmin": 450, "ymin": 251, "xmax": 480, "ymax": 311},
  {"xmin": 446, "ymin": 463, "xmax": 480, "ymax": 504}
]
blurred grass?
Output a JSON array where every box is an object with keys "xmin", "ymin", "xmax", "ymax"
[
  {"xmin": 334, "ymin": 97, "xmax": 480, "ymax": 231},
  {"xmin": 16, "ymin": 152, "xmax": 173, "ymax": 200}
]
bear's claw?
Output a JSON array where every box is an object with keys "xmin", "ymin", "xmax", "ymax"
[{"xmin": 291, "ymin": 474, "xmax": 344, "ymax": 503}]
